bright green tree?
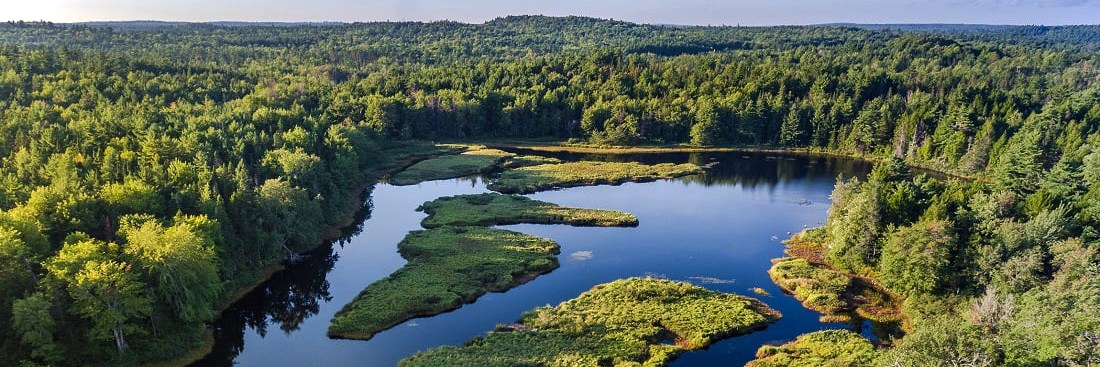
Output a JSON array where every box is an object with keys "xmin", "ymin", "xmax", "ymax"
[
  {"xmin": 880, "ymin": 219, "xmax": 955, "ymax": 296},
  {"xmin": 121, "ymin": 217, "xmax": 223, "ymax": 323},
  {"xmin": 47, "ymin": 239, "xmax": 152, "ymax": 354},
  {"xmin": 690, "ymin": 100, "xmax": 722, "ymax": 146}
]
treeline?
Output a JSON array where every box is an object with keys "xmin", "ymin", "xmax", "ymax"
[
  {"xmin": 2, "ymin": 21, "xmax": 1099, "ymax": 180},
  {"xmin": 323, "ymin": 41, "xmax": 1099, "ymax": 178},
  {"xmin": 817, "ymin": 155, "xmax": 1099, "ymax": 366},
  {"xmin": 0, "ymin": 46, "xmax": 391, "ymax": 365},
  {"xmin": 0, "ymin": 16, "xmax": 1097, "ymax": 366}
]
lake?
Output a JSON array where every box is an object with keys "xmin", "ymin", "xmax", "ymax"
[{"xmin": 191, "ymin": 151, "xmax": 874, "ymax": 367}]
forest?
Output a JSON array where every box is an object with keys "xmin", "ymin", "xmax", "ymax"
[{"xmin": 0, "ymin": 16, "xmax": 1098, "ymax": 366}]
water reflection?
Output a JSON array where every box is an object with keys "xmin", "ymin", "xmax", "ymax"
[
  {"xmin": 194, "ymin": 192, "xmax": 373, "ymax": 366},
  {"xmin": 193, "ymin": 150, "xmax": 876, "ymax": 367},
  {"xmin": 501, "ymin": 149, "xmax": 871, "ymax": 191},
  {"xmin": 199, "ymin": 243, "xmax": 338, "ymax": 364}
]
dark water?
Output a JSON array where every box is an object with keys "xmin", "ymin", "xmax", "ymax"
[{"xmin": 192, "ymin": 151, "xmax": 873, "ymax": 367}]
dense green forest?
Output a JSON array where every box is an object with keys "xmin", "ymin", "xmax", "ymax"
[
  {"xmin": 790, "ymin": 156, "xmax": 1099, "ymax": 365},
  {"xmin": 0, "ymin": 16, "xmax": 1098, "ymax": 366}
]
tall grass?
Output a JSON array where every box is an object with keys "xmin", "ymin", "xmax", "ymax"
[
  {"xmin": 399, "ymin": 278, "xmax": 780, "ymax": 367},
  {"xmin": 489, "ymin": 161, "xmax": 702, "ymax": 194},
  {"xmin": 388, "ymin": 147, "xmax": 513, "ymax": 185},
  {"xmin": 327, "ymin": 227, "xmax": 559, "ymax": 340},
  {"xmin": 418, "ymin": 193, "xmax": 638, "ymax": 228}
]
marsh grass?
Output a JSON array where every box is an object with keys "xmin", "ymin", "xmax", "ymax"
[
  {"xmin": 771, "ymin": 230, "xmax": 905, "ymax": 324},
  {"xmin": 500, "ymin": 155, "xmax": 563, "ymax": 169},
  {"xmin": 769, "ymin": 257, "xmax": 853, "ymax": 319},
  {"xmin": 388, "ymin": 147, "xmax": 514, "ymax": 185},
  {"xmin": 327, "ymin": 227, "xmax": 560, "ymax": 340},
  {"xmin": 748, "ymin": 330, "xmax": 876, "ymax": 367},
  {"xmin": 399, "ymin": 278, "xmax": 780, "ymax": 367},
  {"xmin": 418, "ymin": 193, "xmax": 638, "ymax": 228},
  {"xmin": 488, "ymin": 161, "xmax": 703, "ymax": 194}
]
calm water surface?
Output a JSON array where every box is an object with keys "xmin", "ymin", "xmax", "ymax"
[{"xmin": 192, "ymin": 151, "xmax": 873, "ymax": 367}]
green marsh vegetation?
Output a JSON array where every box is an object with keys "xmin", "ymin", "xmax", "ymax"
[
  {"xmin": 770, "ymin": 231, "xmax": 905, "ymax": 324},
  {"xmin": 331, "ymin": 190, "xmax": 640, "ymax": 340},
  {"xmin": 769, "ymin": 256, "xmax": 853, "ymax": 320},
  {"xmin": 399, "ymin": 278, "xmax": 780, "ymax": 367},
  {"xmin": 327, "ymin": 226, "xmax": 559, "ymax": 340},
  {"xmin": 418, "ymin": 193, "xmax": 638, "ymax": 228},
  {"xmin": 772, "ymin": 154, "xmax": 1100, "ymax": 365},
  {"xmin": 1, "ymin": 16, "xmax": 1099, "ymax": 366},
  {"xmin": 748, "ymin": 330, "xmax": 877, "ymax": 367},
  {"xmin": 388, "ymin": 147, "xmax": 514, "ymax": 185},
  {"xmin": 488, "ymin": 161, "xmax": 703, "ymax": 194},
  {"xmin": 499, "ymin": 155, "xmax": 563, "ymax": 169}
]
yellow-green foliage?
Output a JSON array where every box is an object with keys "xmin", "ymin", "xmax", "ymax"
[
  {"xmin": 389, "ymin": 147, "xmax": 514, "ymax": 185},
  {"xmin": 327, "ymin": 227, "xmax": 559, "ymax": 340},
  {"xmin": 776, "ymin": 230, "xmax": 907, "ymax": 324},
  {"xmin": 501, "ymin": 155, "xmax": 563, "ymax": 169},
  {"xmin": 488, "ymin": 161, "xmax": 703, "ymax": 194},
  {"xmin": 399, "ymin": 278, "xmax": 780, "ymax": 367},
  {"xmin": 769, "ymin": 257, "xmax": 852, "ymax": 316},
  {"xmin": 770, "ymin": 255, "xmax": 905, "ymax": 324},
  {"xmin": 748, "ymin": 330, "xmax": 877, "ymax": 367},
  {"xmin": 418, "ymin": 193, "xmax": 638, "ymax": 228}
]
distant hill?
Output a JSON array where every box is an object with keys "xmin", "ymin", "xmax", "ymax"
[
  {"xmin": 0, "ymin": 16, "xmax": 1095, "ymax": 56},
  {"xmin": 820, "ymin": 23, "xmax": 1019, "ymax": 32},
  {"xmin": 77, "ymin": 20, "xmax": 347, "ymax": 29},
  {"xmin": 822, "ymin": 23, "xmax": 1100, "ymax": 48}
]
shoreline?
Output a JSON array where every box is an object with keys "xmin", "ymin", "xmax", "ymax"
[
  {"xmin": 150, "ymin": 146, "xmax": 462, "ymax": 367},
  {"xmin": 161, "ymin": 140, "xmax": 931, "ymax": 367},
  {"xmin": 777, "ymin": 230, "xmax": 909, "ymax": 334},
  {"xmin": 478, "ymin": 141, "xmax": 974, "ymax": 180}
]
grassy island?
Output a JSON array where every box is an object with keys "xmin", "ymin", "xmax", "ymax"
[
  {"xmin": 770, "ymin": 231, "xmax": 904, "ymax": 324},
  {"xmin": 388, "ymin": 147, "xmax": 514, "ymax": 185},
  {"xmin": 327, "ymin": 227, "xmax": 559, "ymax": 340},
  {"xmin": 748, "ymin": 330, "xmax": 877, "ymax": 367},
  {"xmin": 399, "ymin": 278, "xmax": 780, "ymax": 367},
  {"xmin": 418, "ymin": 193, "xmax": 638, "ymax": 228},
  {"xmin": 488, "ymin": 161, "xmax": 703, "ymax": 194},
  {"xmin": 500, "ymin": 155, "xmax": 563, "ymax": 169}
]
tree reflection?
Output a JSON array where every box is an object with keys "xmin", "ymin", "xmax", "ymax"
[
  {"xmin": 500, "ymin": 148, "xmax": 875, "ymax": 190},
  {"xmin": 190, "ymin": 191, "xmax": 373, "ymax": 367}
]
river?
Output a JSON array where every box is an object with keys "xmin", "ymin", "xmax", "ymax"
[{"xmin": 192, "ymin": 151, "xmax": 875, "ymax": 367}]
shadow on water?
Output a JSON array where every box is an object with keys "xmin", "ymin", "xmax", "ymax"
[
  {"xmin": 193, "ymin": 150, "xmax": 883, "ymax": 367},
  {"xmin": 197, "ymin": 243, "xmax": 338, "ymax": 365},
  {"xmin": 193, "ymin": 190, "xmax": 375, "ymax": 366},
  {"xmin": 501, "ymin": 148, "xmax": 872, "ymax": 191}
]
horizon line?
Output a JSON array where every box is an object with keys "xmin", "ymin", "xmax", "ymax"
[{"xmin": 2, "ymin": 16, "xmax": 1095, "ymax": 28}]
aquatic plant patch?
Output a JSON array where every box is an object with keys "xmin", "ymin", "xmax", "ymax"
[
  {"xmin": 418, "ymin": 193, "xmax": 638, "ymax": 228},
  {"xmin": 399, "ymin": 278, "xmax": 780, "ymax": 367},
  {"xmin": 488, "ymin": 161, "xmax": 703, "ymax": 194},
  {"xmin": 388, "ymin": 147, "xmax": 514, "ymax": 185},
  {"xmin": 747, "ymin": 329, "xmax": 877, "ymax": 367},
  {"xmin": 328, "ymin": 227, "xmax": 559, "ymax": 340}
]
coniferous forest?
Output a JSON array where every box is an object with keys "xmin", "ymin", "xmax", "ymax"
[{"xmin": 0, "ymin": 16, "xmax": 1098, "ymax": 366}]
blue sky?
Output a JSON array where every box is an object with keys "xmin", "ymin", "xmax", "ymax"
[{"xmin": 7, "ymin": 0, "xmax": 1099, "ymax": 25}]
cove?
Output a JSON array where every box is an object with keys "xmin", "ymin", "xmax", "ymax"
[{"xmin": 191, "ymin": 151, "xmax": 873, "ymax": 367}]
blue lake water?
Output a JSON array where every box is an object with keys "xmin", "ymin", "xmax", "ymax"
[{"xmin": 192, "ymin": 151, "xmax": 874, "ymax": 367}]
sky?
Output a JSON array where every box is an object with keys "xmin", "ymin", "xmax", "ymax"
[{"xmin": 5, "ymin": 0, "xmax": 1099, "ymax": 25}]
